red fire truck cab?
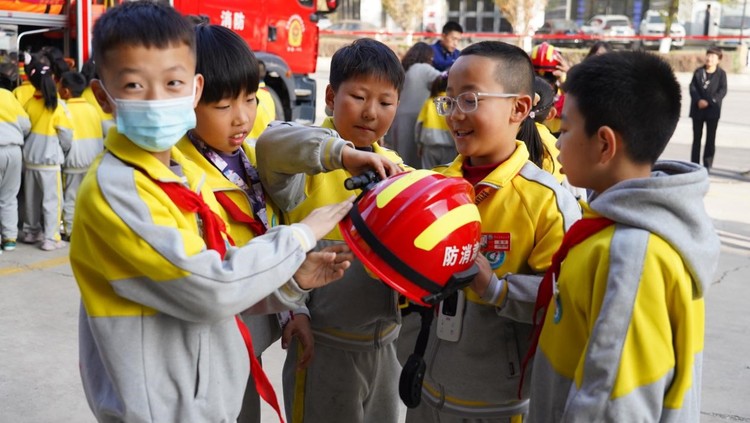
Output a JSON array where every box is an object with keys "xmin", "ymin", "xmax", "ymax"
[{"xmin": 0, "ymin": 0, "xmax": 336, "ymax": 124}]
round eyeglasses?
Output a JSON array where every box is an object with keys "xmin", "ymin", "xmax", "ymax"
[{"xmin": 433, "ymin": 92, "xmax": 519, "ymax": 116}]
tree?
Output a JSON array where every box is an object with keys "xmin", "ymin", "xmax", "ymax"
[
  {"xmin": 494, "ymin": 0, "xmax": 548, "ymax": 35},
  {"xmin": 382, "ymin": 0, "xmax": 424, "ymax": 32}
]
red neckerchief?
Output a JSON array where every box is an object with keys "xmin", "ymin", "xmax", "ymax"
[
  {"xmin": 518, "ymin": 217, "xmax": 614, "ymax": 398},
  {"xmin": 215, "ymin": 191, "xmax": 267, "ymax": 236},
  {"xmin": 153, "ymin": 179, "xmax": 284, "ymax": 423}
]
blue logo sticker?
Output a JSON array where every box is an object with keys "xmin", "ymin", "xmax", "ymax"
[{"xmin": 485, "ymin": 251, "xmax": 506, "ymax": 269}]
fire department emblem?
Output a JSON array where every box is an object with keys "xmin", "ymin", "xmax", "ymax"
[{"xmin": 287, "ymin": 14, "xmax": 305, "ymax": 48}]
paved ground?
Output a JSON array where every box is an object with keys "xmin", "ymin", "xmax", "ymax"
[{"xmin": 0, "ymin": 60, "xmax": 748, "ymax": 422}]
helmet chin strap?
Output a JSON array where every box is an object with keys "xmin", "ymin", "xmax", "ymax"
[{"xmin": 398, "ymin": 263, "xmax": 478, "ymax": 409}]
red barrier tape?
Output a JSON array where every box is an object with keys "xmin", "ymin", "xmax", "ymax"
[{"xmin": 320, "ymin": 29, "xmax": 748, "ymax": 42}]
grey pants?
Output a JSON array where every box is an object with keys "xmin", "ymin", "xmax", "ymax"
[
  {"xmin": 62, "ymin": 171, "xmax": 86, "ymax": 236},
  {"xmin": 0, "ymin": 145, "xmax": 22, "ymax": 240},
  {"xmin": 406, "ymin": 401, "xmax": 524, "ymax": 423},
  {"xmin": 283, "ymin": 341, "xmax": 401, "ymax": 423},
  {"xmin": 23, "ymin": 167, "xmax": 62, "ymax": 242}
]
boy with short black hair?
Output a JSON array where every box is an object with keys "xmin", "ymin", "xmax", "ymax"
[
  {"xmin": 58, "ymin": 70, "xmax": 103, "ymax": 240},
  {"xmin": 71, "ymin": 2, "xmax": 354, "ymax": 422},
  {"xmin": 256, "ymin": 38, "xmax": 406, "ymax": 422},
  {"xmin": 403, "ymin": 40, "xmax": 581, "ymax": 422},
  {"xmin": 528, "ymin": 51, "xmax": 721, "ymax": 422}
]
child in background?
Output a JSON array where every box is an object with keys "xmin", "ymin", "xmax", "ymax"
[
  {"xmin": 58, "ymin": 71, "xmax": 104, "ymax": 241},
  {"xmin": 175, "ymin": 22, "xmax": 288, "ymax": 423},
  {"xmin": 72, "ymin": 3, "xmax": 355, "ymax": 421},
  {"xmin": 415, "ymin": 73, "xmax": 456, "ymax": 169},
  {"xmin": 404, "ymin": 41, "xmax": 581, "ymax": 422},
  {"xmin": 248, "ymin": 60, "xmax": 277, "ymax": 142},
  {"xmin": 530, "ymin": 76, "xmax": 563, "ymax": 182},
  {"xmin": 20, "ymin": 58, "xmax": 72, "ymax": 251},
  {"xmin": 529, "ymin": 50, "xmax": 721, "ymax": 422},
  {"xmin": 0, "ymin": 87, "xmax": 31, "ymax": 252},
  {"xmin": 80, "ymin": 59, "xmax": 115, "ymax": 135},
  {"xmin": 13, "ymin": 53, "xmax": 45, "ymax": 106},
  {"xmin": 256, "ymin": 38, "xmax": 406, "ymax": 423},
  {"xmin": 386, "ymin": 41, "xmax": 441, "ymax": 167},
  {"xmin": 530, "ymin": 42, "xmax": 567, "ymax": 136}
]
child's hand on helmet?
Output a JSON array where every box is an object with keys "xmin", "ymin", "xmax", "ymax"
[
  {"xmin": 469, "ymin": 254, "xmax": 493, "ymax": 298},
  {"xmin": 341, "ymin": 145, "xmax": 402, "ymax": 181},
  {"xmin": 301, "ymin": 196, "xmax": 354, "ymax": 240}
]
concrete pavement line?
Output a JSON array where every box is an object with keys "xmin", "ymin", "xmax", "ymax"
[{"xmin": 0, "ymin": 255, "xmax": 69, "ymax": 277}]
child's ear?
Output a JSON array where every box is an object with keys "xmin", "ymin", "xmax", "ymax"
[
  {"xmin": 511, "ymin": 95, "xmax": 533, "ymax": 124},
  {"xmin": 545, "ymin": 106, "xmax": 557, "ymax": 121},
  {"xmin": 193, "ymin": 74, "xmax": 204, "ymax": 107},
  {"xmin": 324, "ymin": 84, "xmax": 335, "ymax": 111},
  {"xmin": 90, "ymin": 79, "xmax": 113, "ymax": 114},
  {"xmin": 596, "ymin": 126, "xmax": 618, "ymax": 165}
]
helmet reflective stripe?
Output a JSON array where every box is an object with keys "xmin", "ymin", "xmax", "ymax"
[
  {"xmin": 376, "ymin": 169, "xmax": 434, "ymax": 208},
  {"xmin": 414, "ymin": 203, "xmax": 481, "ymax": 251},
  {"xmin": 545, "ymin": 44, "xmax": 555, "ymax": 62}
]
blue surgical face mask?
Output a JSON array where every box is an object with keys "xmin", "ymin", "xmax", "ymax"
[{"xmin": 101, "ymin": 79, "xmax": 198, "ymax": 152}]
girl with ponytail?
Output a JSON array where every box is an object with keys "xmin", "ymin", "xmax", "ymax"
[{"xmin": 21, "ymin": 56, "xmax": 73, "ymax": 251}]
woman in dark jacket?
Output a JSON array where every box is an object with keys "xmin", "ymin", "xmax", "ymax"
[{"xmin": 689, "ymin": 46, "xmax": 728, "ymax": 171}]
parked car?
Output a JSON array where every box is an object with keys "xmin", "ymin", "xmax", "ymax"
[
  {"xmin": 581, "ymin": 14, "xmax": 636, "ymax": 48},
  {"xmin": 325, "ymin": 19, "xmax": 380, "ymax": 33},
  {"xmin": 534, "ymin": 19, "xmax": 584, "ymax": 48},
  {"xmin": 320, "ymin": 19, "xmax": 385, "ymax": 40},
  {"xmin": 717, "ymin": 15, "xmax": 750, "ymax": 49},
  {"xmin": 639, "ymin": 10, "xmax": 686, "ymax": 49}
]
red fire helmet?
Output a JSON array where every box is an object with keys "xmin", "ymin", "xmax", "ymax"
[
  {"xmin": 339, "ymin": 170, "xmax": 482, "ymax": 306},
  {"xmin": 530, "ymin": 42, "xmax": 562, "ymax": 75}
]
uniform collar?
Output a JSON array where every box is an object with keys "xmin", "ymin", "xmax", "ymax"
[
  {"xmin": 105, "ymin": 129, "xmax": 194, "ymax": 185},
  {"xmin": 442, "ymin": 141, "xmax": 530, "ymax": 188}
]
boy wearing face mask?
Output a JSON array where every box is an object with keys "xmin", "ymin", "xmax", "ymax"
[{"xmin": 70, "ymin": 3, "xmax": 358, "ymax": 422}]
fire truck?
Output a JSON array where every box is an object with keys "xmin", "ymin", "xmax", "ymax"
[{"xmin": 0, "ymin": 0, "xmax": 337, "ymax": 124}]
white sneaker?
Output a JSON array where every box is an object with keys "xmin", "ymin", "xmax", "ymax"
[{"xmin": 40, "ymin": 240, "xmax": 66, "ymax": 251}]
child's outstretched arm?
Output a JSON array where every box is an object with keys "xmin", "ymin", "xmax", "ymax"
[{"xmin": 256, "ymin": 121, "xmax": 400, "ymax": 213}]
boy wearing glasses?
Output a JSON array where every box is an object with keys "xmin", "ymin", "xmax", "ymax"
[{"xmin": 404, "ymin": 41, "xmax": 581, "ymax": 422}]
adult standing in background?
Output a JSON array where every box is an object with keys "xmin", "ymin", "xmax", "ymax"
[
  {"xmin": 704, "ymin": 4, "xmax": 711, "ymax": 36},
  {"xmin": 690, "ymin": 46, "xmax": 727, "ymax": 171},
  {"xmin": 385, "ymin": 42, "xmax": 441, "ymax": 167},
  {"xmin": 431, "ymin": 21, "xmax": 463, "ymax": 71}
]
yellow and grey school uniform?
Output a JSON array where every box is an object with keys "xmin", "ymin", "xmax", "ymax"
[
  {"xmin": 71, "ymin": 130, "xmax": 317, "ymax": 423},
  {"xmin": 0, "ymin": 89, "xmax": 31, "ymax": 242},
  {"xmin": 81, "ymin": 86, "xmax": 115, "ymax": 136},
  {"xmin": 177, "ymin": 136, "xmax": 283, "ymax": 423},
  {"xmin": 248, "ymin": 83, "xmax": 276, "ymax": 143},
  {"xmin": 404, "ymin": 142, "xmax": 581, "ymax": 422},
  {"xmin": 22, "ymin": 95, "xmax": 73, "ymax": 242},
  {"xmin": 12, "ymin": 81, "xmax": 35, "ymax": 107},
  {"xmin": 415, "ymin": 94, "xmax": 456, "ymax": 169},
  {"xmin": 535, "ymin": 122, "xmax": 562, "ymax": 182},
  {"xmin": 529, "ymin": 161, "xmax": 720, "ymax": 423},
  {"xmin": 256, "ymin": 118, "xmax": 409, "ymax": 423},
  {"xmin": 61, "ymin": 97, "xmax": 104, "ymax": 236}
]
